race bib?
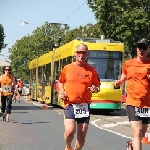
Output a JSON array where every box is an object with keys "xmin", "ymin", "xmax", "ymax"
[
  {"xmin": 3, "ymin": 85, "xmax": 11, "ymax": 92},
  {"xmin": 18, "ymin": 88, "xmax": 22, "ymax": 91},
  {"xmin": 135, "ymin": 107, "xmax": 150, "ymax": 117},
  {"xmin": 72, "ymin": 103, "xmax": 89, "ymax": 118}
]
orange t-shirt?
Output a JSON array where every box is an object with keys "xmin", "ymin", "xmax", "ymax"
[
  {"xmin": 1, "ymin": 74, "xmax": 14, "ymax": 96},
  {"xmin": 59, "ymin": 63, "xmax": 100, "ymax": 107},
  {"xmin": 122, "ymin": 58, "xmax": 150, "ymax": 107}
]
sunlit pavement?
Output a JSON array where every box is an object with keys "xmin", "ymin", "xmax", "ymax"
[{"xmin": 0, "ymin": 97, "xmax": 149, "ymax": 150}]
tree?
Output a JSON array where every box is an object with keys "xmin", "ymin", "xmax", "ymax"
[
  {"xmin": 0, "ymin": 24, "xmax": 6, "ymax": 51},
  {"xmin": 9, "ymin": 22, "xmax": 69, "ymax": 82},
  {"xmin": 63, "ymin": 23, "xmax": 102, "ymax": 44},
  {"xmin": 88, "ymin": 0, "xmax": 150, "ymax": 58}
]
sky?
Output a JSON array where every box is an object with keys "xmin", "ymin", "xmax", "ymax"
[{"xmin": 0, "ymin": 0, "xmax": 97, "ymax": 61}]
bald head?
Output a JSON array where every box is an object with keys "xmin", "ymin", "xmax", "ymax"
[{"xmin": 76, "ymin": 43, "xmax": 88, "ymax": 51}]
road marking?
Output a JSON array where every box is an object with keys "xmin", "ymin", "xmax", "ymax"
[
  {"xmin": 33, "ymin": 102, "xmax": 53, "ymax": 108},
  {"xmin": 101, "ymin": 123, "xmax": 118, "ymax": 128},
  {"xmin": 106, "ymin": 117, "xmax": 120, "ymax": 119},
  {"xmin": 116, "ymin": 121, "xmax": 130, "ymax": 125},
  {"xmin": 101, "ymin": 121, "xmax": 130, "ymax": 128},
  {"xmin": 33, "ymin": 103, "xmax": 42, "ymax": 107},
  {"xmin": 91, "ymin": 119, "xmax": 132, "ymax": 139}
]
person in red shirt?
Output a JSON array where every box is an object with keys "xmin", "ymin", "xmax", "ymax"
[
  {"xmin": 17, "ymin": 79, "xmax": 23, "ymax": 102},
  {"xmin": 58, "ymin": 43, "xmax": 100, "ymax": 150},
  {"xmin": 115, "ymin": 38, "xmax": 150, "ymax": 150}
]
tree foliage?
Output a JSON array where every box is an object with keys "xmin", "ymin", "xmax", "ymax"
[
  {"xmin": 63, "ymin": 23, "xmax": 102, "ymax": 44},
  {"xmin": 0, "ymin": 24, "xmax": 6, "ymax": 51},
  {"xmin": 88, "ymin": 0, "xmax": 150, "ymax": 58},
  {"xmin": 9, "ymin": 21, "xmax": 102, "ymax": 82},
  {"xmin": 9, "ymin": 22, "xmax": 69, "ymax": 82}
]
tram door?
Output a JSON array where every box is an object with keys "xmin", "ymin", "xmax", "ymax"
[
  {"xmin": 30, "ymin": 68, "xmax": 36, "ymax": 100},
  {"xmin": 52, "ymin": 61, "xmax": 59, "ymax": 104},
  {"xmin": 42, "ymin": 65, "xmax": 46, "ymax": 101}
]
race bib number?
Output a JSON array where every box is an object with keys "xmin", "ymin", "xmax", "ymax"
[
  {"xmin": 18, "ymin": 88, "xmax": 22, "ymax": 91},
  {"xmin": 72, "ymin": 103, "xmax": 89, "ymax": 118},
  {"xmin": 135, "ymin": 107, "xmax": 150, "ymax": 117},
  {"xmin": 3, "ymin": 86, "xmax": 11, "ymax": 92}
]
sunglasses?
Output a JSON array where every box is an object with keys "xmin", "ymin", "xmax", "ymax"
[
  {"xmin": 137, "ymin": 45, "xmax": 148, "ymax": 50},
  {"xmin": 76, "ymin": 51, "xmax": 87, "ymax": 54},
  {"xmin": 5, "ymin": 69, "xmax": 10, "ymax": 71}
]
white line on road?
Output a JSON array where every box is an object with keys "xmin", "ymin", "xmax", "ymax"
[
  {"xmin": 101, "ymin": 121, "xmax": 130, "ymax": 128},
  {"xmin": 91, "ymin": 119, "xmax": 132, "ymax": 139},
  {"xmin": 33, "ymin": 102, "xmax": 53, "ymax": 108},
  {"xmin": 106, "ymin": 117, "xmax": 120, "ymax": 119},
  {"xmin": 101, "ymin": 123, "xmax": 118, "ymax": 128},
  {"xmin": 33, "ymin": 103, "xmax": 42, "ymax": 107}
]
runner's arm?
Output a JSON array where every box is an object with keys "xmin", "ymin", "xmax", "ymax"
[
  {"xmin": 58, "ymin": 82, "xmax": 65, "ymax": 93},
  {"xmin": 119, "ymin": 73, "xmax": 127, "ymax": 84},
  {"xmin": 58, "ymin": 66, "xmax": 66, "ymax": 93},
  {"xmin": 115, "ymin": 60, "xmax": 128, "ymax": 87},
  {"xmin": 91, "ymin": 70, "xmax": 101, "ymax": 93},
  {"xmin": 115, "ymin": 73, "xmax": 127, "ymax": 87},
  {"xmin": 12, "ymin": 77, "xmax": 16, "ymax": 90}
]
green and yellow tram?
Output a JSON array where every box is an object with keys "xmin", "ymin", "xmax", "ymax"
[{"xmin": 29, "ymin": 37, "xmax": 124, "ymax": 112}]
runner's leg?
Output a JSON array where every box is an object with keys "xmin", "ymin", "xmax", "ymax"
[
  {"xmin": 126, "ymin": 105, "xmax": 143, "ymax": 150},
  {"xmin": 6, "ymin": 95, "xmax": 12, "ymax": 122},
  {"xmin": 130, "ymin": 120, "xmax": 142, "ymax": 150},
  {"xmin": 1, "ymin": 96, "xmax": 6, "ymax": 121},
  {"xmin": 74, "ymin": 123, "xmax": 88, "ymax": 150},
  {"xmin": 64, "ymin": 105, "xmax": 76, "ymax": 150},
  {"xmin": 64, "ymin": 119, "xmax": 76, "ymax": 149}
]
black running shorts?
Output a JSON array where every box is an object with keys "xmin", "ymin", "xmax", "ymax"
[
  {"xmin": 126, "ymin": 105, "xmax": 150, "ymax": 124},
  {"xmin": 64, "ymin": 104, "xmax": 90, "ymax": 123}
]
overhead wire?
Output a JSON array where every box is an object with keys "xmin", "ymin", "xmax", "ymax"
[
  {"xmin": 1, "ymin": 0, "xmax": 88, "ymax": 26},
  {"xmin": 0, "ymin": 1, "xmax": 88, "ymax": 58}
]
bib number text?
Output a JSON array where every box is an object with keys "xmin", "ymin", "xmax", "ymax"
[
  {"xmin": 135, "ymin": 107, "xmax": 150, "ymax": 117},
  {"xmin": 73, "ymin": 103, "xmax": 89, "ymax": 118}
]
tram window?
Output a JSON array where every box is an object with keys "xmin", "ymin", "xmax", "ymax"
[
  {"xmin": 45, "ymin": 63, "xmax": 50, "ymax": 86},
  {"xmin": 33, "ymin": 68, "xmax": 36, "ymax": 80},
  {"xmin": 73, "ymin": 55, "xmax": 76, "ymax": 61},
  {"xmin": 30, "ymin": 69, "xmax": 32, "ymax": 80},
  {"xmin": 54, "ymin": 61, "xmax": 59, "ymax": 80},
  {"xmin": 66, "ymin": 56, "xmax": 72, "ymax": 65},
  {"xmin": 42, "ymin": 65, "xmax": 46, "ymax": 85},
  {"xmin": 38, "ymin": 66, "xmax": 42, "ymax": 86},
  {"xmin": 58, "ymin": 59, "xmax": 63, "ymax": 77},
  {"xmin": 59, "ymin": 59, "xmax": 63, "ymax": 71},
  {"xmin": 62, "ymin": 58, "xmax": 67, "ymax": 69}
]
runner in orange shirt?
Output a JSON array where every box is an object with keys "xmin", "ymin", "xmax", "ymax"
[
  {"xmin": 0, "ymin": 66, "xmax": 15, "ymax": 122},
  {"xmin": 115, "ymin": 38, "xmax": 150, "ymax": 150},
  {"xmin": 58, "ymin": 43, "xmax": 100, "ymax": 150}
]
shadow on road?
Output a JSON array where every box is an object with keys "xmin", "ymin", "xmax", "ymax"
[
  {"xmin": 22, "ymin": 121, "xmax": 50, "ymax": 124},
  {"xmin": 12, "ymin": 105, "xmax": 43, "ymax": 110}
]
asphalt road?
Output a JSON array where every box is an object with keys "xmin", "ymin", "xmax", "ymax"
[{"xmin": 0, "ymin": 98, "xmax": 149, "ymax": 150}]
